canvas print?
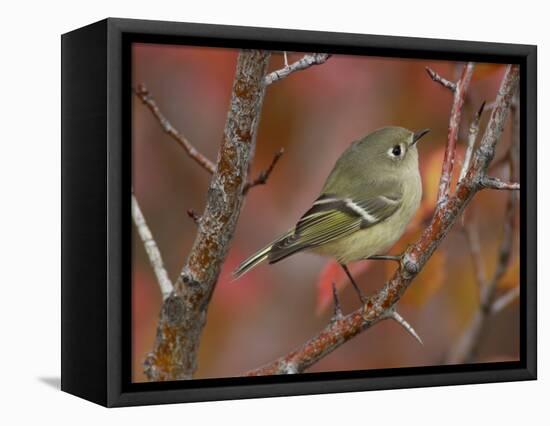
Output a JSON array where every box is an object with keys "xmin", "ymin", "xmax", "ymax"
[{"xmin": 131, "ymin": 44, "xmax": 520, "ymax": 383}]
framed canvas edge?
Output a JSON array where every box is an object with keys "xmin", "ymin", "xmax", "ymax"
[
  {"xmin": 61, "ymin": 18, "xmax": 110, "ymax": 407},
  {"xmin": 98, "ymin": 18, "xmax": 536, "ymax": 407}
]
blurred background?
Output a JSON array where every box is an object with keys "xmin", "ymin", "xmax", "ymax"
[{"xmin": 131, "ymin": 44, "xmax": 519, "ymax": 382}]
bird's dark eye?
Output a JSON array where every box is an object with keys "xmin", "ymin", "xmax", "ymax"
[{"xmin": 392, "ymin": 145, "xmax": 402, "ymax": 156}]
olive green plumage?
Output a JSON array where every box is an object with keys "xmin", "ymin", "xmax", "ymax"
[{"xmin": 233, "ymin": 126, "xmax": 428, "ymax": 279}]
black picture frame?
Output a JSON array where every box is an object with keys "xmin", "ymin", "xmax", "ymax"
[{"xmin": 61, "ymin": 17, "xmax": 537, "ymax": 407}]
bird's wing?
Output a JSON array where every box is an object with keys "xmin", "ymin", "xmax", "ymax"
[{"xmin": 267, "ymin": 186, "xmax": 403, "ymax": 264}]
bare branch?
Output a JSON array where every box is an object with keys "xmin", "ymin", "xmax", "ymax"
[
  {"xmin": 480, "ymin": 176, "xmax": 520, "ymax": 191},
  {"xmin": 431, "ymin": 63, "xmax": 475, "ymax": 203},
  {"xmin": 491, "ymin": 286, "xmax": 520, "ymax": 314},
  {"xmin": 131, "ymin": 193, "xmax": 173, "ymax": 300},
  {"xmin": 242, "ymin": 148, "xmax": 285, "ymax": 194},
  {"xmin": 144, "ymin": 50, "xmax": 271, "ymax": 381},
  {"xmin": 386, "ymin": 310, "xmax": 423, "ymax": 346},
  {"xmin": 460, "ymin": 101, "xmax": 486, "ymax": 182},
  {"xmin": 263, "ymin": 53, "xmax": 331, "ymax": 86},
  {"xmin": 246, "ymin": 64, "xmax": 518, "ymax": 376},
  {"xmin": 133, "ymin": 84, "xmax": 216, "ymax": 174},
  {"xmin": 425, "ymin": 67, "xmax": 457, "ymax": 91}
]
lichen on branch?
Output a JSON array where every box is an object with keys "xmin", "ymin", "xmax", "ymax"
[{"xmin": 143, "ymin": 50, "xmax": 271, "ymax": 381}]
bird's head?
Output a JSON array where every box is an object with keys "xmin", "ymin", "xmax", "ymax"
[{"xmin": 356, "ymin": 126, "xmax": 430, "ymax": 170}]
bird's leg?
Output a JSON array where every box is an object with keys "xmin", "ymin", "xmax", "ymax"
[
  {"xmin": 340, "ymin": 264, "xmax": 368, "ymax": 305},
  {"xmin": 367, "ymin": 254, "xmax": 402, "ymax": 263}
]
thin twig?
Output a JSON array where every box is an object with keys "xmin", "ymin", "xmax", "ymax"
[
  {"xmin": 480, "ymin": 176, "xmax": 520, "ymax": 190},
  {"xmin": 491, "ymin": 286, "xmax": 520, "ymax": 314},
  {"xmin": 460, "ymin": 101, "xmax": 486, "ymax": 182},
  {"xmin": 131, "ymin": 193, "xmax": 173, "ymax": 300},
  {"xmin": 242, "ymin": 148, "xmax": 284, "ymax": 194},
  {"xmin": 246, "ymin": 65, "xmax": 519, "ymax": 376},
  {"xmin": 432, "ymin": 63, "xmax": 475, "ymax": 203},
  {"xmin": 133, "ymin": 84, "xmax": 216, "ymax": 174},
  {"xmin": 263, "ymin": 53, "xmax": 331, "ymax": 86},
  {"xmin": 425, "ymin": 67, "xmax": 457, "ymax": 91}
]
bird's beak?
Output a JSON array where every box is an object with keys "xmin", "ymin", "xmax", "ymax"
[{"xmin": 411, "ymin": 128, "xmax": 430, "ymax": 145}]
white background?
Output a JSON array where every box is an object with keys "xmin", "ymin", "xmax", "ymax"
[{"xmin": 0, "ymin": 0, "xmax": 545, "ymax": 424}]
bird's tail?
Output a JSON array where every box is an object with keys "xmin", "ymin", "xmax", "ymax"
[
  {"xmin": 233, "ymin": 230, "xmax": 296, "ymax": 280},
  {"xmin": 233, "ymin": 243, "xmax": 273, "ymax": 279}
]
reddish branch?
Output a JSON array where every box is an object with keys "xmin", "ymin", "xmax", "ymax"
[
  {"xmin": 246, "ymin": 64, "xmax": 519, "ymax": 376},
  {"xmin": 143, "ymin": 50, "xmax": 271, "ymax": 381},
  {"xmin": 133, "ymin": 84, "xmax": 216, "ymax": 174},
  {"xmin": 429, "ymin": 63, "xmax": 475, "ymax": 203}
]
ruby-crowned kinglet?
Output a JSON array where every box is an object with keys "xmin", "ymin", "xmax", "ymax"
[{"xmin": 234, "ymin": 126, "xmax": 429, "ymax": 295}]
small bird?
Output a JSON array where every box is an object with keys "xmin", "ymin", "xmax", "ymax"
[{"xmin": 234, "ymin": 126, "xmax": 429, "ymax": 301}]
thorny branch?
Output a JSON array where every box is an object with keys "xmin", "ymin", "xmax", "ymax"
[
  {"xmin": 246, "ymin": 64, "xmax": 519, "ymax": 376},
  {"xmin": 263, "ymin": 53, "xmax": 331, "ymax": 86},
  {"xmin": 430, "ymin": 63, "xmax": 475, "ymax": 203}
]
